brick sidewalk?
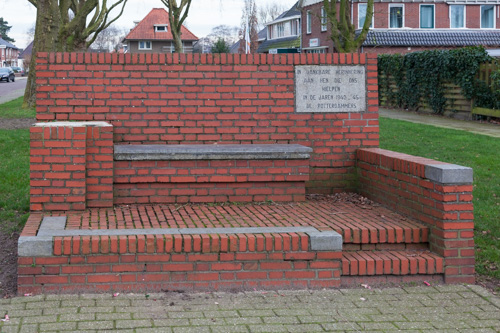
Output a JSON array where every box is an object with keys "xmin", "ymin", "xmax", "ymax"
[{"xmin": 1, "ymin": 285, "xmax": 499, "ymax": 332}]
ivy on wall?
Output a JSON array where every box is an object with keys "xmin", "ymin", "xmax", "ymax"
[{"xmin": 378, "ymin": 46, "xmax": 499, "ymax": 114}]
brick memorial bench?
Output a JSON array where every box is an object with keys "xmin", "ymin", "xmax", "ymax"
[
  {"xmin": 19, "ymin": 52, "xmax": 475, "ymax": 294},
  {"xmin": 113, "ymin": 143, "xmax": 313, "ymax": 204}
]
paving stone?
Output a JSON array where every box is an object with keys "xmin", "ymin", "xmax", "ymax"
[
  {"xmin": 5, "ymin": 309, "xmax": 42, "ymax": 318},
  {"xmin": 9, "ymin": 295, "xmax": 46, "ymax": 303},
  {"xmin": 96, "ymin": 312, "xmax": 133, "ymax": 320},
  {"xmin": 202, "ymin": 310, "xmax": 240, "ymax": 318},
  {"xmin": 208, "ymin": 325, "xmax": 249, "ymax": 333},
  {"xmin": 189, "ymin": 318, "xmax": 223, "ymax": 326},
  {"xmin": 39, "ymin": 321, "xmax": 78, "ymax": 331},
  {"xmin": 273, "ymin": 309, "xmax": 311, "ymax": 316},
  {"xmin": 224, "ymin": 317, "xmax": 263, "ymax": 325},
  {"xmin": 432, "ymin": 320, "xmax": 471, "ymax": 329},
  {"xmin": 321, "ymin": 322, "xmax": 362, "ymax": 331},
  {"xmin": 59, "ymin": 313, "xmax": 96, "ymax": 322},
  {"xmin": 261, "ymin": 316, "xmax": 300, "ymax": 324},
  {"xmin": 168, "ymin": 311, "xmax": 204, "ymax": 319},
  {"xmin": 357, "ymin": 322, "xmax": 398, "ymax": 330},
  {"xmin": 238, "ymin": 310, "xmax": 273, "ymax": 317},
  {"xmin": 42, "ymin": 307, "xmax": 78, "ymax": 315},
  {"xmin": 115, "ymin": 319, "xmax": 153, "ymax": 329},
  {"xmin": 136, "ymin": 328, "xmax": 172, "ymax": 333},
  {"xmin": 246, "ymin": 324, "xmax": 288, "ymax": 332},
  {"xmin": 284, "ymin": 323, "xmax": 325, "ymax": 332},
  {"xmin": 60, "ymin": 299, "xmax": 96, "ymax": 307},
  {"xmin": 20, "ymin": 315, "xmax": 58, "ymax": 324},
  {"xmin": 95, "ymin": 299, "xmax": 132, "ymax": 307},
  {"xmin": 25, "ymin": 301, "xmax": 60, "ymax": 310},
  {"xmin": 297, "ymin": 315, "xmax": 337, "ymax": 324},
  {"xmin": 134, "ymin": 311, "xmax": 170, "ymax": 320},
  {"xmin": 153, "ymin": 319, "xmax": 191, "ymax": 327},
  {"xmin": 172, "ymin": 327, "xmax": 211, "ymax": 333},
  {"xmin": 394, "ymin": 321, "xmax": 435, "ymax": 329},
  {"xmin": 78, "ymin": 306, "xmax": 115, "ymax": 314},
  {"xmin": 460, "ymin": 329, "xmax": 497, "ymax": 333},
  {"xmin": 0, "ymin": 326, "xmax": 20, "ymax": 333},
  {"xmin": 368, "ymin": 314, "xmax": 407, "ymax": 322},
  {"xmin": 77, "ymin": 320, "xmax": 114, "ymax": 330},
  {"xmin": 18, "ymin": 324, "xmax": 40, "ymax": 333}
]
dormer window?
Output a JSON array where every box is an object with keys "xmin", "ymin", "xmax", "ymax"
[{"xmin": 155, "ymin": 24, "xmax": 168, "ymax": 32}]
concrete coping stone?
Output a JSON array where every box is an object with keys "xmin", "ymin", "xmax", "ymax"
[
  {"xmin": 425, "ymin": 164, "xmax": 473, "ymax": 184},
  {"xmin": 19, "ymin": 217, "xmax": 342, "ymax": 256},
  {"xmin": 114, "ymin": 144, "xmax": 313, "ymax": 161},
  {"xmin": 34, "ymin": 121, "xmax": 111, "ymax": 127}
]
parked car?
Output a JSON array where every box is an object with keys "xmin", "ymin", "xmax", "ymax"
[
  {"xmin": 11, "ymin": 66, "xmax": 25, "ymax": 76},
  {"xmin": 0, "ymin": 67, "xmax": 15, "ymax": 82}
]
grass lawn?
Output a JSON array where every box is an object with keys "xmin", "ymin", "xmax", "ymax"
[
  {"xmin": 379, "ymin": 117, "xmax": 500, "ymax": 280},
  {"xmin": 0, "ymin": 97, "xmax": 36, "ymax": 119}
]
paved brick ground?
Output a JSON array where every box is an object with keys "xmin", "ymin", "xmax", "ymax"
[{"xmin": 1, "ymin": 285, "xmax": 499, "ymax": 332}]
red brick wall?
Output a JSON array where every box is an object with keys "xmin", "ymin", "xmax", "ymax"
[
  {"xmin": 30, "ymin": 124, "xmax": 113, "ymax": 211},
  {"xmin": 356, "ymin": 148, "xmax": 475, "ymax": 284},
  {"xmin": 18, "ymin": 233, "xmax": 341, "ymax": 294},
  {"xmin": 114, "ymin": 159, "xmax": 309, "ymax": 204},
  {"xmin": 34, "ymin": 52, "xmax": 379, "ymax": 194}
]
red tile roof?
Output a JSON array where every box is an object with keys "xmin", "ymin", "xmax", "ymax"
[{"xmin": 124, "ymin": 8, "xmax": 198, "ymax": 41}]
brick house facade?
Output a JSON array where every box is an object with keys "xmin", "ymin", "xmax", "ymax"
[
  {"xmin": 299, "ymin": 0, "xmax": 500, "ymax": 54},
  {"xmin": 123, "ymin": 8, "xmax": 198, "ymax": 54}
]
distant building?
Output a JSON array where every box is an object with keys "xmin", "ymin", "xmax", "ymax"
[
  {"xmin": 123, "ymin": 8, "xmax": 198, "ymax": 54},
  {"xmin": 258, "ymin": 2, "xmax": 301, "ymax": 54},
  {"xmin": 299, "ymin": 0, "xmax": 500, "ymax": 54},
  {"xmin": 0, "ymin": 35, "xmax": 19, "ymax": 67}
]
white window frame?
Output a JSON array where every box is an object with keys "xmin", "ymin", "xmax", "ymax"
[
  {"xmin": 449, "ymin": 5, "xmax": 465, "ymax": 29},
  {"xmin": 420, "ymin": 4, "xmax": 435, "ymax": 29},
  {"xmin": 480, "ymin": 5, "xmax": 495, "ymax": 29},
  {"xmin": 154, "ymin": 24, "xmax": 168, "ymax": 32},
  {"xmin": 138, "ymin": 41, "xmax": 152, "ymax": 50},
  {"xmin": 389, "ymin": 4, "xmax": 404, "ymax": 29},
  {"xmin": 321, "ymin": 6, "xmax": 327, "ymax": 32},
  {"xmin": 306, "ymin": 10, "xmax": 312, "ymax": 34},
  {"xmin": 358, "ymin": 3, "xmax": 374, "ymax": 29}
]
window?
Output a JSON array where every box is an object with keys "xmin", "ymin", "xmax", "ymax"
[
  {"xmin": 389, "ymin": 5, "xmax": 404, "ymax": 28},
  {"xmin": 138, "ymin": 41, "xmax": 152, "ymax": 50},
  {"xmin": 358, "ymin": 3, "xmax": 373, "ymax": 29},
  {"xmin": 306, "ymin": 10, "xmax": 312, "ymax": 34},
  {"xmin": 277, "ymin": 23, "xmax": 285, "ymax": 37},
  {"xmin": 321, "ymin": 6, "xmax": 327, "ymax": 32},
  {"xmin": 154, "ymin": 25, "xmax": 168, "ymax": 32},
  {"xmin": 481, "ymin": 5, "xmax": 495, "ymax": 29},
  {"xmin": 291, "ymin": 19, "xmax": 299, "ymax": 36},
  {"xmin": 420, "ymin": 5, "xmax": 434, "ymax": 29},
  {"xmin": 450, "ymin": 5, "xmax": 465, "ymax": 28}
]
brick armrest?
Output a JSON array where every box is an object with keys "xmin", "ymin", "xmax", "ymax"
[
  {"xmin": 114, "ymin": 144, "xmax": 313, "ymax": 161},
  {"xmin": 356, "ymin": 148, "xmax": 474, "ymax": 284}
]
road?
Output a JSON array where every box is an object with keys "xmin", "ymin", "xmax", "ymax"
[{"xmin": 0, "ymin": 76, "xmax": 27, "ymax": 104}]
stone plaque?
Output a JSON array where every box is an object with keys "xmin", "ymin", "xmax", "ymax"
[{"xmin": 295, "ymin": 65, "xmax": 366, "ymax": 113}]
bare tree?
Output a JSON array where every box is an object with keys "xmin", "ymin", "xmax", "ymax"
[
  {"xmin": 323, "ymin": 0, "xmax": 373, "ymax": 53},
  {"xmin": 238, "ymin": 0, "xmax": 259, "ymax": 54},
  {"xmin": 90, "ymin": 25, "xmax": 123, "ymax": 52},
  {"xmin": 23, "ymin": 0, "xmax": 128, "ymax": 108},
  {"xmin": 160, "ymin": 0, "xmax": 192, "ymax": 53},
  {"xmin": 258, "ymin": 1, "xmax": 287, "ymax": 29}
]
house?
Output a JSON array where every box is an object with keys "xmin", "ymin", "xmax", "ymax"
[
  {"xmin": 0, "ymin": 35, "xmax": 19, "ymax": 67},
  {"xmin": 257, "ymin": 2, "xmax": 301, "ymax": 54},
  {"xmin": 299, "ymin": 0, "xmax": 500, "ymax": 54},
  {"xmin": 123, "ymin": 8, "xmax": 198, "ymax": 53}
]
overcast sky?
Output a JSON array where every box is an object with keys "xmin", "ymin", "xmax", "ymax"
[{"xmin": 0, "ymin": 0, "xmax": 296, "ymax": 49}]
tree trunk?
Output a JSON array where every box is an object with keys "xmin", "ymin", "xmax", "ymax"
[
  {"xmin": 24, "ymin": 0, "xmax": 60, "ymax": 109},
  {"xmin": 172, "ymin": 29, "xmax": 184, "ymax": 53}
]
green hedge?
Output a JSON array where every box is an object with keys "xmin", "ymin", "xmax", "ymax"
[{"xmin": 378, "ymin": 46, "xmax": 499, "ymax": 114}]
